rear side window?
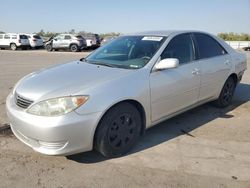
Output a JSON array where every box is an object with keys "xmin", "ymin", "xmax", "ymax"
[
  {"xmin": 20, "ymin": 35, "xmax": 28, "ymax": 39},
  {"xmin": 161, "ymin": 34, "xmax": 195, "ymax": 64},
  {"xmin": 194, "ymin": 33, "xmax": 227, "ymax": 59},
  {"xmin": 12, "ymin": 35, "xmax": 17, "ymax": 39},
  {"xmin": 64, "ymin": 35, "xmax": 71, "ymax": 40},
  {"xmin": 4, "ymin": 35, "xmax": 10, "ymax": 39}
]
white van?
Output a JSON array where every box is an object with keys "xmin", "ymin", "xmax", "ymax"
[{"xmin": 0, "ymin": 33, "xmax": 30, "ymax": 50}]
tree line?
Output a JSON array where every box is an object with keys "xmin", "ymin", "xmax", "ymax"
[
  {"xmin": 218, "ymin": 32, "xmax": 250, "ymax": 41},
  {"xmin": 1, "ymin": 30, "xmax": 250, "ymax": 41},
  {"xmin": 35, "ymin": 29, "xmax": 120, "ymax": 39}
]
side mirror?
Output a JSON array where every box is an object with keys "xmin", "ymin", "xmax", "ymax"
[
  {"xmin": 155, "ymin": 58, "xmax": 179, "ymax": 70},
  {"xmin": 54, "ymin": 38, "xmax": 57, "ymax": 41}
]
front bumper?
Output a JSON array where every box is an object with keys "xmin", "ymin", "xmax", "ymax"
[{"xmin": 6, "ymin": 94, "xmax": 102, "ymax": 155}]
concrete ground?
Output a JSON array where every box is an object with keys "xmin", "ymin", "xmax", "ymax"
[{"xmin": 0, "ymin": 50, "xmax": 250, "ymax": 188}]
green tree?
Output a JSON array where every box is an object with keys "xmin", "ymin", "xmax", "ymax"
[{"xmin": 218, "ymin": 32, "xmax": 250, "ymax": 41}]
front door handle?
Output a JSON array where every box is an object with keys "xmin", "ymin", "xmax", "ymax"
[{"xmin": 224, "ymin": 60, "xmax": 231, "ymax": 65}]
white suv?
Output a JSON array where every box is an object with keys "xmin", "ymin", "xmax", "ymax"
[
  {"xmin": 25, "ymin": 34, "xmax": 43, "ymax": 48},
  {"xmin": 45, "ymin": 34, "xmax": 86, "ymax": 52},
  {"xmin": 0, "ymin": 33, "xmax": 30, "ymax": 50}
]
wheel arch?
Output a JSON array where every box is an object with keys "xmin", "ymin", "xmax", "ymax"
[
  {"xmin": 228, "ymin": 73, "xmax": 238, "ymax": 84},
  {"xmin": 69, "ymin": 43, "xmax": 79, "ymax": 47},
  {"xmin": 10, "ymin": 42, "xmax": 17, "ymax": 48},
  {"xmin": 93, "ymin": 99, "xmax": 147, "ymax": 147}
]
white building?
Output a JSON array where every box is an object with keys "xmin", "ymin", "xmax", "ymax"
[{"xmin": 226, "ymin": 41, "xmax": 250, "ymax": 49}]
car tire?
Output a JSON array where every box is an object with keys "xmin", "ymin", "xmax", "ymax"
[
  {"xmin": 10, "ymin": 43, "xmax": 17, "ymax": 51},
  {"xmin": 46, "ymin": 44, "xmax": 53, "ymax": 52},
  {"xmin": 94, "ymin": 102, "xmax": 141, "ymax": 158},
  {"xmin": 70, "ymin": 44, "xmax": 78, "ymax": 52},
  {"xmin": 212, "ymin": 77, "xmax": 236, "ymax": 108}
]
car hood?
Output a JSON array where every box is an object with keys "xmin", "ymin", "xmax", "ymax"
[{"xmin": 15, "ymin": 61, "xmax": 133, "ymax": 101}]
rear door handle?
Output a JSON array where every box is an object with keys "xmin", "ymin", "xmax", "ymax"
[{"xmin": 192, "ymin": 68, "xmax": 200, "ymax": 75}]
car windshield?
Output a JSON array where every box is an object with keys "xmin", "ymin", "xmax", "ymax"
[
  {"xmin": 20, "ymin": 35, "xmax": 28, "ymax": 39},
  {"xmin": 33, "ymin": 35, "xmax": 41, "ymax": 39},
  {"xmin": 85, "ymin": 36, "xmax": 166, "ymax": 69}
]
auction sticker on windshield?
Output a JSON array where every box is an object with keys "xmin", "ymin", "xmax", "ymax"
[{"xmin": 142, "ymin": 36, "xmax": 163, "ymax": 41}]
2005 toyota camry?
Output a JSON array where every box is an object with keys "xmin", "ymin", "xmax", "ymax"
[{"xmin": 6, "ymin": 31, "xmax": 247, "ymax": 157}]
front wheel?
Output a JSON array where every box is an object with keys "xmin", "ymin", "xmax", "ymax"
[
  {"xmin": 46, "ymin": 44, "xmax": 53, "ymax": 52},
  {"xmin": 212, "ymin": 77, "xmax": 236, "ymax": 108},
  {"xmin": 94, "ymin": 103, "xmax": 142, "ymax": 158}
]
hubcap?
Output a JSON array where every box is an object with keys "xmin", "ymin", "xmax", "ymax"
[
  {"xmin": 71, "ymin": 45, "xmax": 77, "ymax": 51},
  {"xmin": 47, "ymin": 45, "xmax": 51, "ymax": 51},
  {"xmin": 11, "ymin": 44, "xmax": 16, "ymax": 50},
  {"xmin": 108, "ymin": 113, "xmax": 136, "ymax": 149},
  {"xmin": 222, "ymin": 81, "xmax": 234, "ymax": 104}
]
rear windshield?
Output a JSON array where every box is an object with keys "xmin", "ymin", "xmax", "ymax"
[
  {"xmin": 76, "ymin": 35, "xmax": 84, "ymax": 40},
  {"xmin": 33, "ymin": 35, "xmax": 41, "ymax": 39},
  {"xmin": 20, "ymin": 35, "xmax": 28, "ymax": 39}
]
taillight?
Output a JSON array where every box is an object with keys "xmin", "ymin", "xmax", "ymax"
[
  {"xmin": 33, "ymin": 39, "xmax": 37, "ymax": 42},
  {"xmin": 18, "ymin": 39, "xmax": 21, "ymax": 43}
]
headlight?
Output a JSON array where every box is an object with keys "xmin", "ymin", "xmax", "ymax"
[{"xmin": 27, "ymin": 96, "xmax": 89, "ymax": 116}]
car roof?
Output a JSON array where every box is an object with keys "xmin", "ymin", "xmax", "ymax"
[
  {"xmin": 2, "ymin": 33, "xmax": 19, "ymax": 35},
  {"xmin": 126, "ymin": 30, "xmax": 208, "ymax": 37}
]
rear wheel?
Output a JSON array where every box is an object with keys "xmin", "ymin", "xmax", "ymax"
[
  {"xmin": 212, "ymin": 77, "xmax": 236, "ymax": 108},
  {"xmin": 94, "ymin": 103, "xmax": 141, "ymax": 158},
  {"xmin": 70, "ymin": 44, "xmax": 78, "ymax": 52},
  {"xmin": 10, "ymin": 43, "xmax": 17, "ymax": 51},
  {"xmin": 46, "ymin": 44, "xmax": 53, "ymax": 52}
]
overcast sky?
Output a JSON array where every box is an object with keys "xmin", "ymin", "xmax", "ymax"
[{"xmin": 1, "ymin": 0, "xmax": 250, "ymax": 34}]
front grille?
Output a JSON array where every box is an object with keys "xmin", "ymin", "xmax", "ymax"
[{"xmin": 15, "ymin": 93, "xmax": 33, "ymax": 109}]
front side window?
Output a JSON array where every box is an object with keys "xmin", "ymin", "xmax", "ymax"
[
  {"xmin": 86, "ymin": 36, "xmax": 166, "ymax": 69},
  {"xmin": 54, "ymin": 35, "xmax": 64, "ymax": 40},
  {"xmin": 0, "ymin": 35, "xmax": 4, "ymax": 39},
  {"xmin": 194, "ymin": 33, "xmax": 227, "ymax": 59},
  {"xmin": 161, "ymin": 34, "xmax": 195, "ymax": 64}
]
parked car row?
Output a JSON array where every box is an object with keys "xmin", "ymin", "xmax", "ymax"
[{"xmin": 0, "ymin": 33, "xmax": 110, "ymax": 52}]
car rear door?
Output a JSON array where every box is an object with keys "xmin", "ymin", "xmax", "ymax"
[
  {"xmin": 63, "ymin": 35, "xmax": 72, "ymax": 48},
  {"xmin": 150, "ymin": 33, "xmax": 201, "ymax": 122},
  {"xmin": 192, "ymin": 33, "xmax": 232, "ymax": 101},
  {"xmin": 3, "ymin": 34, "xmax": 11, "ymax": 46}
]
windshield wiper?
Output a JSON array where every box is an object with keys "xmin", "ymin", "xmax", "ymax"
[{"xmin": 88, "ymin": 60, "xmax": 118, "ymax": 68}]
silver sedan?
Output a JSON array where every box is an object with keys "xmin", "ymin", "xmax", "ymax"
[{"xmin": 6, "ymin": 30, "xmax": 247, "ymax": 157}]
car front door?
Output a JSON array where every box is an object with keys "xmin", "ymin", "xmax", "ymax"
[
  {"xmin": 193, "ymin": 33, "xmax": 232, "ymax": 101},
  {"xmin": 150, "ymin": 34, "xmax": 201, "ymax": 122},
  {"xmin": 52, "ymin": 35, "xmax": 64, "ymax": 48}
]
